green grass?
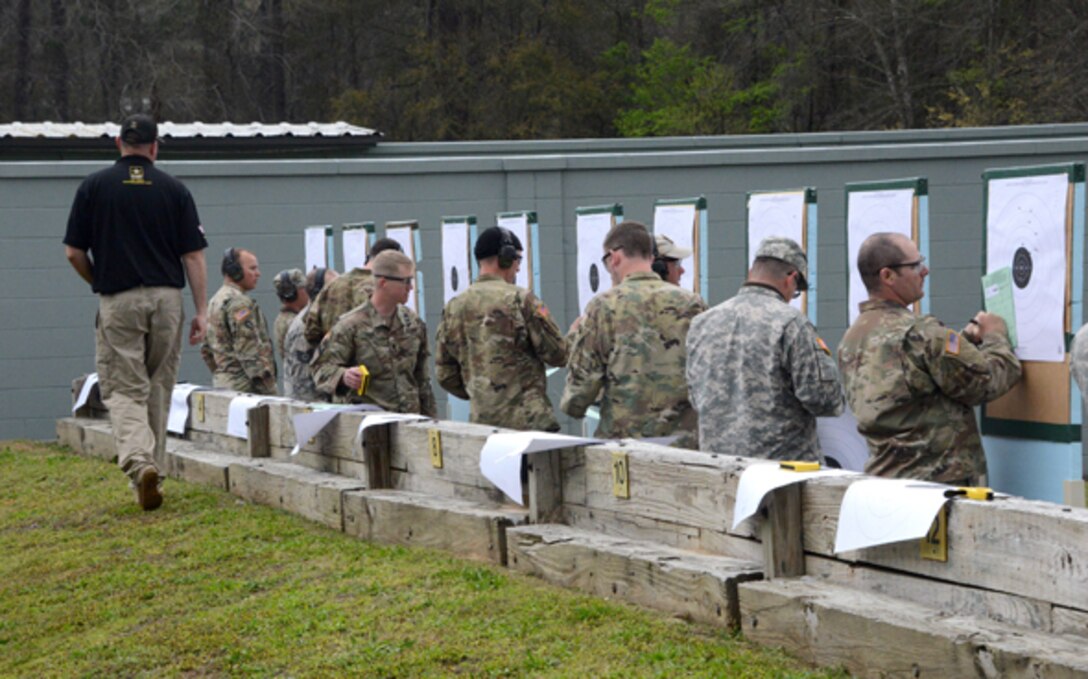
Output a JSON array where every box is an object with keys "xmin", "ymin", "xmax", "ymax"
[{"xmin": 0, "ymin": 440, "xmax": 844, "ymax": 678}]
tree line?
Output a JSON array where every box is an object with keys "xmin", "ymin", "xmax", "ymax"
[{"xmin": 3, "ymin": 0, "xmax": 1087, "ymax": 141}]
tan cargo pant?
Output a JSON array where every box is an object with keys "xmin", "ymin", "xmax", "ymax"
[{"xmin": 96, "ymin": 287, "xmax": 184, "ymax": 479}]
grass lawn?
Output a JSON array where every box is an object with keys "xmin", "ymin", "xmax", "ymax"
[{"xmin": 0, "ymin": 440, "xmax": 844, "ymax": 678}]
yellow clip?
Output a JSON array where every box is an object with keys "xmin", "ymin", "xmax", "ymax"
[
  {"xmin": 356, "ymin": 364, "xmax": 370, "ymax": 396},
  {"xmin": 780, "ymin": 460, "xmax": 820, "ymax": 472},
  {"xmin": 945, "ymin": 487, "xmax": 994, "ymax": 501}
]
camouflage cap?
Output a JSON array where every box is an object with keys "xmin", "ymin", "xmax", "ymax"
[
  {"xmin": 755, "ymin": 237, "xmax": 807, "ymax": 280},
  {"xmin": 273, "ymin": 268, "xmax": 306, "ymax": 301},
  {"xmin": 654, "ymin": 234, "xmax": 692, "ymax": 260}
]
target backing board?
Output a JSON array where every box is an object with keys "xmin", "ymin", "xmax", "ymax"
[
  {"xmin": 304, "ymin": 225, "xmax": 333, "ymax": 272},
  {"xmin": 342, "ymin": 222, "xmax": 374, "ymax": 271},
  {"xmin": 441, "ymin": 216, "xmax": 474, "ymax": 305},
  {"xmin": 653, "ymin": 196, "xmax": 708, "ymax": 299},
  {"xmin": 495, "ymin": 211, "xmax": 538, "ymax": 293},
  {"xmin": 982, "ymin": 163, "xmax": 1085, "ymax": 443},
  {"xmin": 576, "ymin": 204, "xmax": 622, "ymax": 315},
  {"xmin": 384, "ymin": 220, "xmax": 423, "ymax": 316},
  {"xmin": 845, "ymin": 178, "xmax": 928, "ymax": 324},
  {"xmin": 746, "ymin": 188, "xmax": 816, "ymax": 318}
]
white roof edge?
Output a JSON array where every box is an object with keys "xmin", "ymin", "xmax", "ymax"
[{"xmin": 0, "ymin": 121, "xmax": 378, "ymax": 139}]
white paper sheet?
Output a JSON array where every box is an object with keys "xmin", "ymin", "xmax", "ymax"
[
  {"xmin": 385, "ymin": 225, "xmax": 419, "ymax": 314},
  {"xmin": 816, "ymin": 406, "xmax": 870, "ymax": 472},
  {"xmin": 732, "ymin": 463, "xmax": 858, "ymax": 530},
  {"xmin": 290, "ymin": 403, "xmax": 381, "ymax": 456},
  {"xmin": 748, "ymin": 191, "xmax": 806, "ymax": 311},
  {"xmin": 226, "ymin": 395, "xmax": 271, "ymax": 439},
  {"xmin": 846, "ymin": 189, "xmax": 915, "ymax": 323},
  {"xmin": 305, "ymin": 226, "xmax": 328, "ymax": 272},
  {"xmin": 479, "ymin": 432, "xmax": 603, "ymax": 505},
  {"xmin": 496, "ymin": 213, "xmax": 532, "ymax": 291},
  {"xmin": 167, "ymin": 383, "xmax": 206, "ymax": 434},
  {"xmin": 342, "ymin": 228, "xmax": 369, "ymax": 271},
  {"xmin": 72, "ymin": 373, "xmax": 99, "ymax": 413},
  {"xmin": 985, "ymin": 173, "xmax": 1068, "ymax": 362},
  {"xmin": 355, "ymin": 412, "xmax": 430, "ymax": 445},
  {"xmin": 442, "ymin": 220, "xmax": 471, "ymax": 305},
  {"xmin": 576, "ymin": 211, "xmax": 615, "ymax": 314},
  {"xmin": 834, "ymin": 479, "xmax": 950, "ymax": 553},
  {"xmin": 653, "ymin": 203, "xmax": 698, "ymax": 292}
]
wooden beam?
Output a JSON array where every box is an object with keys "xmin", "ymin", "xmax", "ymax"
[
  {"xmin": 761, "ymin": 484, "xmax": 804, "ymax": 579},
  {"xmin": 526, "ymin": 448, "xmax": 563, "ymax": 524},
  {"xmin": 246, "ymin": 404, "xmax": 271, "ymax": 458},
  {"xmin": 363, "ymin": 423, "xmax": 392, "ymax": 489}
]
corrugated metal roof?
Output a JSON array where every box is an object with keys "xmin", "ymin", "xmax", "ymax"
[{"xmin": 0, "ymin": 121, "xmax": 379, "ymax": 139}]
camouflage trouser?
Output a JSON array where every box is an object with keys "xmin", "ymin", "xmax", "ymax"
[
  {"xmin": 213, "ymin": 371, "xmax": 277, "ymax": 396},
  {"xmin": 96, "ymin": 287, "xmax": 184, "ymax": 479}
]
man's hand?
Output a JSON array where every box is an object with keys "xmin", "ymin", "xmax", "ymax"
[
  {"xmin": 341, "ymin": 367, "xmax": 363, "ymax": 391},
  {"xmin": 189, "ymin": 313, "xmax": 208, "ymax": 345},
  {"xmin": 963, "ymin": 311, "xmax": 1008, "ymax": 344}
]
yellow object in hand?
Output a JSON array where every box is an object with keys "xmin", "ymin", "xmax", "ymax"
[
  {"xmin": 779, "ymin": 460, "xmax": 820, "ymax": 472},
  {"xmin": 357, "ymin": 364, "xmax": 370, "ymax": 396}
]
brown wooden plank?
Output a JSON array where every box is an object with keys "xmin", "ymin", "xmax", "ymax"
[
  {"xmin": 363, "ymin": 423, "xmax": 392, "ymax": 489},
  {"xmin": 228, "ymin": 459, "xmax": 365, "ymax": 531},
  {"xmin": 761, "ymin": 484, "xmax": 804, "ymax": 579},
  {"xmin": 165, "ymin": 442, "xmax": 233, "ymax": 491},
  {"xmin": 246, "ymin": 404, "xmax": 271, "ymax": 458},
  {"xmin": 508, "ymin": 524, "xmax": 762, "ymax": 630},
  {"xmin": 527, "ymin": 449, "xmax": 563, "ymax": 524}
]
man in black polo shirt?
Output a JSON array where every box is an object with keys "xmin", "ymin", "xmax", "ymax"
[{"xmin": 63, "ymin": 113, "xmax": 208, "ymax": 511}]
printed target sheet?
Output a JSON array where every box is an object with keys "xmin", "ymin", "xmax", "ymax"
[
  {"xmin": 985, "ymin": 173, "xmax": 1068, "ymax": 362},
  {"xmin": 496, "ymin": 213, "xmax": 532, "ymax": 291},
  {"xmin": 653, "ymin": 203, "xmax": 698, "ymax": 292},
  {"xmin": 846, "ymin": 189, "xmax": 914, "ymax": 324},
  {"xmin": 442, "ymin": 219, "xmax": 471, "ymax": 305},
  {"xmin": 748, "ymin": 191, "xmax": 806, "ymax": 312},
  {"xmin": 576, "ymin": 211, "xmax": 614, "ymax": 314}
]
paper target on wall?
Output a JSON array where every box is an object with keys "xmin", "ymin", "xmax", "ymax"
[
  {"xmin": 747, "ymin": 189, "xmax": 810, "ymax": 313},
  {"xmin": 845, "ymin": 179, "xmax": 926, "ymax": 324},
  {"xmin": 384, "ymin": 220, "xmax": 422, "ymax": 315},
  {"xmin": 495, "ymin": 211, "xmax": 537, "ymax": 293},
  {"xmin": 985, "ymin": 173, "xmax": 1069, "ymax": 362},
  {"xmin": 342, "ymin": 222, "xmax": 374, "ymax": 271},
  {"xmin": 304, "ymin": 225, "xmax": 332, "ymax": 272},
  {"xmin": 816, "ymin": 405, "xmax": 869, "ymax": 472},
  {"xmin": 653, "ymin": 198, "xmax": 703, "ymax": 294},
  {"xmin": 576, "ymin": 204, "xmax": 622, "ymax": 314},
  {"xmin": 442, "ymin": 216, "xmax": 474, "ymax": 305}
]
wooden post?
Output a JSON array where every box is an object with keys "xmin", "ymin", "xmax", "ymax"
[
  {"xmin": 526, "ymin": 448, "xmax": 563, "ymax": 523},
  {"xmin": 246, "ymin": 404, "xmax": 271, "ymax": 458},
  {"xmin": 761, "ymin": 484, "xmax": 804, "ymax": 579},
  {"xmin": 363, "ymin": 423, "xmax": 392, "ymax": 489}
]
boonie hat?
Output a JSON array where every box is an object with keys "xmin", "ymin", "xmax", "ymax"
[
  {"xmin": 755, "ymin": 237, "xmax": 808, "ymax": 288},
  {"xmin": 119, "ymin": 113, "xmax": 158, "ymax": 145},
  {"xmin": 474, "ymin": 226, "xmax": 523, "ymax": 261},
  {"xmin": 654, "ymin": 234, "xmax": 692, "ymax": 260},
  {"xmin": 273, "ymin": 268, "xmax": 306, "ymax": 301}
]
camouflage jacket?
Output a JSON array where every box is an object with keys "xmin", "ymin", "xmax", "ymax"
[
  {"xmin": 202, "ymin": 282, "xmax": 277, "ymax": 395},
  {"xmin": 310, "ymin": 300, "xmax": 436, "ymax": 416},
  {"xmin": 282, "ymin": 304, "xmax": 325, "ymax": 402},
  {"xmin": 687, "ymin": 284, "xmax": 845, "ymax": 461},
  {"xmin": 1071, "ymin": 323, "xmax": 1088, "ymax": 403},
  {"xmin": 561, "ymin": 271, "xmax": 707, "ymax": 446},
  {"xmin": 273, "ymin": 308, "xmax": 297, "ymax": 366},
  {"xmin": 303, "ymin": 268, "xmax": 375, "ymax": 345},
  {"xmin": 837, "ymin": 299, "xmax": 1021, "ymax": 483},
  {"xmin": 435, "ymin": 274, "xmax": 568, "ymax": 432}
]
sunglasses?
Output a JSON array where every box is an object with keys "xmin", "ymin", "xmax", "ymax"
[{"xmin": 377, "ymin": 274, "xmax": 413, "ymax": 288}]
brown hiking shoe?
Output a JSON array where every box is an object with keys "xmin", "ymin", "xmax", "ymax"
[{"xmin": 136, "ymin": 467, "xmax": 163, "ymax": 511}]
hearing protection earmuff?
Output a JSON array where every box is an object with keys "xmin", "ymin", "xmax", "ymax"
[
  {"xmin": 222, "ymin": 247, "xmax": 244, "ymax": 282},
  {"xmin": 498, "ymin": 228, "xmax": 518, "ymax": 269}
]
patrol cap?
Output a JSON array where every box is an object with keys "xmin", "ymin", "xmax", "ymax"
[
  {"xmin": 755, "ymin": 237, "xmax": 808, "ymax": 287},
  {"xmin": 273, "ymin": 268, "xmax": 306, "ymax": 301},
  {"xmin": 654, "ymin": 234, "xmax": 692, "ymax": 260},
  {"xmin": 119, "ymin": 113, "xmax": 158, "ymax": 145},
  {"xmin": 474, "ymin": 226, "xmax": 523, "ymax": 261}
]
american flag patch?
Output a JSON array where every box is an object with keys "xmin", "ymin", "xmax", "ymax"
[
  {"xmin": 945, "ymin": 330, "xmax": 960, "ymax": 355},
  {"xmin": 234, "ymin": 308, "xmax": 251, "ymax": 323},
  {"xmin": 816, "ymin": 336, "xmax": 831, "ymax": 355}
]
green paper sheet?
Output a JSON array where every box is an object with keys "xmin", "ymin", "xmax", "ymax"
[{"xmin": 982, "ymin": 267, "xmax": 1018, "ymax": 348}]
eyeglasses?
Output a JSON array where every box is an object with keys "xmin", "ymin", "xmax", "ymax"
[
  {"xmin": 790, "ymin": 270, "xmax": 808, "ymax": 299},
  {"xmin": 600, "ymin": 249, "xmax": 618, "ymax": 266},
  {"xmin": 887, "ymin": 256, "xmax": 926, "ymax": 273},
  {"xmin": 377, "ymin": 274, "xmax": 413, "ymax": 288}
]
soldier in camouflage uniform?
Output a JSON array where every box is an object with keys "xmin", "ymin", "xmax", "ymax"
[
  {"xmin": 435, "ymin": 226, "xmax": 567, "ymax": 431},
  {"xmin": 311, "ymin": 251, "xmax": 436, "ymax": 416},
  {"xmin": 283, "ymin": 268, "xmax": 338, "ymax": 401},
  {"xmin": 561, "ymin": 221, "xmax": 707, "ymax": 446},
  {"xmin": 303, "ymin": 237, "xmax": 403, "ymax": 346},
  {"xmin": 687, "ymin": 237, "xmax": 844, "ymax": 460},
  {"xmin": 272, "ymin": 268, "xmax": 307, "ymax": 366},
  {"xmin": 838, "ymin": 232, "xmax": 1021, "ymax": 484},
  {"xmin": 1072, "ymin": 324, "xmax": 1088, "ymax": 404},
  {"xmin": 201, "ymin": 248, "xmax": 278, "ymax": 395}
]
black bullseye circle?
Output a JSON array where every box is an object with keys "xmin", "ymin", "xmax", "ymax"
[
  {"xmin": 451, "ymin": 266, "xmax": 459, "ymax": 291},
  {"xmin": 589, "ymin": 264, "xmax": 600, "ymax": 292},
  {"xmin": 1012, "ymin": 247, "xmax": 1032, "ymax": 289}
]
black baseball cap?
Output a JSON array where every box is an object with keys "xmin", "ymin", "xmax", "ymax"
[{"xmin": 119, "ymin": 113, "xmax": 159, "ymax": 145}]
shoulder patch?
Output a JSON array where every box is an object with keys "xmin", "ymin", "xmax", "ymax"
[
  {"xmin": 234, "ymin": 308, "xmax": 251, "ymax": 323},
  {"xmin": 945, "ymin": 329, "xmax": 960, "ymax": 356},
  {"xmin": 537, "ymin": 302, "xmax": 551, "ymax": 319},
  {"xmin": 816, "ymin": 336, "xmax": 831, "ymax": 356}
]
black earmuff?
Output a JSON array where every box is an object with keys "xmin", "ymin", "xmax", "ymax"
[
  {"xmin": 314, "ymin": 267, "xmax": 327, "ymax": 294},
  {"xmin": 651, "ymin": 239, "xmax": 669, "ymax": 280},
  {"xmin": 275, "ymin": 271, "xmax": 298, "ymax": 301},
  {"xmin": 222, "ymin": 247, "xmax": 244, "ymax": 282},
  {"xmin": 498, "ymin": 228, "xmax": 518, "ymax": 269}
]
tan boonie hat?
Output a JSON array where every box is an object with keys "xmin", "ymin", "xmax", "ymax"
[
  {"xmin": 654, "ymin": 234, "xmax": 692, "ymax": 260},
  {"xmin": 755, "ymin": 237, "xmax": 808, "ymax": 286}
]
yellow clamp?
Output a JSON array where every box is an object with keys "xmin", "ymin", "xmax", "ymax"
[
  {"xmin": 356, "ymin": 364, "xmax": 371, "ymax": 397},
  {"xmin": 945, "ymin": 487, "xmax": 994, "ymax": 501},
  {"xmin": 779, "ymin": 460, "xmax": 820, "ymax": 472}
]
